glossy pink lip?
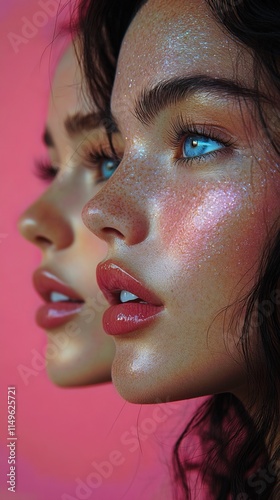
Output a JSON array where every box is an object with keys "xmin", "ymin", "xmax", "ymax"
[
  {"xmin": 96, "ymin": 260, "xmax": 164, "ymax": 336},
  {"xmin": 33, "ymin": 269, "xmax": 84, "ymax": 329}
]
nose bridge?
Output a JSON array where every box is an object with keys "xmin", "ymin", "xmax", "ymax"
[
  {"xmin": 18, "ymin": 187, "xmax": 74, "ymax": 250},
  {"xmin": 83, "ymin": 159, "xmax": 150, "ymax": 246}
]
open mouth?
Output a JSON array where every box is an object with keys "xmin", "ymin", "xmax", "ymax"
[
  {"xmin": 33, "ymin": 269, "xmax": 85, "ymax": 330},
  {"xmin": 49, "ymin": 291, "xmax": 84, "ymax": 304},
  {"xmin": 109, "ymin": 289, "xmax": 148, "ymax": 305},
  {"xmin": 119, "ymin": 290, "xmax": 147, "ymax": 303},
  {"xmin": 97, "ymin": 260, "xmax": 162, "ymax": 306},
  {"xmin": 96, "ymin": 260, "xmax": 164, "ymax": 336}
]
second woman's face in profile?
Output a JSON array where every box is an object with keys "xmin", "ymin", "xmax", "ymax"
[
  {"xmin": 19, "ymin": 43, "xmax": 121, "ymax": 386},
  {"xmin": 83, "ymin": 0, "xmax": 280, "ymax": 403}
]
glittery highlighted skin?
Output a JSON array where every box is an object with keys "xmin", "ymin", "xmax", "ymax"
[{"xmin": 83, "ymin": 0, "xmax": 280, "ymax": 404}]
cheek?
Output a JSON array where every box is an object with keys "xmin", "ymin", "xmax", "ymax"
[
  {"xmin": 158, "ymin": 178, "xmax": 280, "ymax": 301},
  {"xmin": 160, "ymin": 184, "xmax": 244, "ymax": 262},
  {"xmin": 70, "ymin": 224, "xmax": 108, "ymax": 292},
  {"xmin": 75, "ymin": 222, "xmax": 108, "ymax": 259},
  {"xmin": 65, "ymin": 175, "xmax": 108, "ymax": 270}
]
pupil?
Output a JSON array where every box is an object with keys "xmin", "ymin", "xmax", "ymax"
[
  {"xmin": 191, "ymin": 139, "xmax": 198, "ymax": 148},
  {"xmin": 106, "ymin": 161, "xmax": 114, "ymax": 170}
]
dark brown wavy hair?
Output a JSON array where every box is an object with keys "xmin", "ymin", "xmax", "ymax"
[{"xmin": 75, "ymin": 1, "xmax": 280, "ymax": 497}]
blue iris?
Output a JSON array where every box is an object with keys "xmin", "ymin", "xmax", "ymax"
[
  {"xmin": 101, "ymin": 158, "xmax": 120, "ymax": 180},
  {"xmin": 183, "ymin": 136, "xmax": 223, "ymax": 159}
]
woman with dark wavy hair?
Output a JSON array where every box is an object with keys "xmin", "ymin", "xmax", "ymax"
[{"xmin": 76, "ymin": 0, "xmax": 280, "ymax": 497}]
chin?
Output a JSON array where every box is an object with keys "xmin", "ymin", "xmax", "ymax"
[
  {"xmin": 112, "ymin": 379, "xmax": 157, "ymax": 404},
  {"xmin": 44, "ymin": 322, "xmax": 114, "ymax": 386},
  {"xmin": 111, "ymin": 364, "xmax": 182, "ymax": 404},
  {"xmin": 46, "ymin": 350, "xmax": 112, "ymax": 387},
  {"xmin": 111, "ymin": 356, "xmax": 243, "ymax": 404},
  {"xmin": 46, "ymin": 366, "xmax": 108, "ymax": 387},
  {"xmin": 47, "ymin": 365, "xmax": 112, "ymax": 387}
]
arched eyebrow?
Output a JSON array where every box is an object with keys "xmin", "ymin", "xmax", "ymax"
[
  {"xmin": 64, "ymin": 111, "xmax": 108, "ymax": 136},
  {"xmin": 132, "ymin": 75, "xmax": 261, "ymax": 127},
  {"xmin": 42, "ymin": 110, "xmax": 118, "ymax": 148}
]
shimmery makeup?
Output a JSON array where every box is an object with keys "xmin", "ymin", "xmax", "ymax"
[{"xmin": 84, "ymin": 0, "xmax": 280, "ymax": 404}]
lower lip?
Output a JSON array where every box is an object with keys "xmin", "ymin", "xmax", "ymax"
[
  {"xmin": 36, "ymin": 302, "xmax": 84, "ymax": 329},
  {"xmin": 103, "ymin": 302, "xmax": 164, "ymax": 336}
]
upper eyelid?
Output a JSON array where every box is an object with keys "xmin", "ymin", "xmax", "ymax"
[
  {"xmin": 77, "ymin": 131, "xmax": 120, "ymax": 154},
  {"xmin": 42, "ymin": 131, "xmax": 120, "ymax": 169},
  {"xmin": 166, "ymin": 115, "xmax": 236, "ymax": 149},
  {"xmin": 81, "ymin": 144, "xmax": 121, "ymax": 161}
]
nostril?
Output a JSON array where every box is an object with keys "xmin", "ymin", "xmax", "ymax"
[
  {"xmin": 35, "ymin": 235, "xmax": 52, "ymax": 246},
  {"xmin": 103, "ymin": 227, "xmax": 124, "ymax": 239}
]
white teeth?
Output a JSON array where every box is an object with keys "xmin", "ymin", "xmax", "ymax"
[
  {"xmin": 50, "ymin": 291, "xmax": 70, "ymax": 302},
  {"xmin": 120, "ymin": 290, "xmax": 139, "ymax": 303}
]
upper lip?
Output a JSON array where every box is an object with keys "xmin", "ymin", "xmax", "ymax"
[
  {"xmin": 33, "ymin": 268, "xmax": 84, "ymax": 303},
  {"xmin": 96, "ymin": 260, "xmax": 163, "ymax": 306}
]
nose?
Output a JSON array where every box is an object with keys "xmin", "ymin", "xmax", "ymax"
[
  {"xmin": 82, "ymin": 172, "xmax": 149, "ymax": 247},
  {"xmin": 18, "ymin": 194, "xmax": 74, "ymax": 251}
]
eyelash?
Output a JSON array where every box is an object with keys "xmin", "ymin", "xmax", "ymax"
[
  {"xmin": 86, "ymin": 145, "xmax": 121, "ymax": 184},
  {"xmin": 35, "ymin": 118, "xmax": 233, "ymax": 181},
  {"xmin": 35, "ymin": 145, "xmax": 121, "ymax": 184},
  {"xmin": 35, "ymin": 160, "xmax": 59, "ymax": 181},
  {"xmin": 168, "ymin": 114, "xmax": 236, "ymax": 165}
]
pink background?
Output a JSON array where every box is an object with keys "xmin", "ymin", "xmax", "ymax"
[{"xmin": 0, "ymin": 2, "xmax": 202, "ymax": 499}]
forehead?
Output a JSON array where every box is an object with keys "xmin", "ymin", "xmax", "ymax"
[
  {"xmin": 48, "ymin": 43, "xmax": 91, "ymax": 123},
  {"xmin": 112, "ymin": 0, "xmax": 254, "ymax": 116}
]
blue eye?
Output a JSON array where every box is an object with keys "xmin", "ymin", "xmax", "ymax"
[
  {"xmin": 183, "ymin": 135, "xmax": 224, "ymax": 159},
  {"xmin": 100, "ymin": 157, "xmax": 120, "ymax": 180}
]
